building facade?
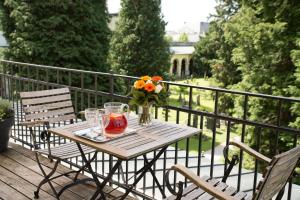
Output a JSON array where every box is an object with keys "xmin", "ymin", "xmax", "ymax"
[{"xmin": 169, "ymin": 42, "xmax": 195, "ymax": 77}]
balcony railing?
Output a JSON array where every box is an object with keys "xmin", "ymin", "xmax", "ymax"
[{"xmin": 0, "ymin": 60, "xmax": 299, "ymax": 199}]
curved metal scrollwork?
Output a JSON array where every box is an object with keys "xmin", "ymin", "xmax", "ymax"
[
  {"xmin": 165, "ymin": 168, "xmax": 184, "ymax": 200},
  {"xmin": 223, "ymin": 144, "xmax": 240, "ymax": 165},
  {"xmin": 40, "ymin": 130, "xmax": 51, "ymax": 142}
]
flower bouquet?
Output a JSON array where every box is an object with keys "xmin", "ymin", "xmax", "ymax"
[{"xmin": 129, "ymin": 75, "xmax": 169, "ymax": 125}]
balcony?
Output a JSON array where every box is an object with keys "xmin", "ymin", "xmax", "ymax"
[{"xmin": 0, "ymin": 60, "xmax": 300, "ymax": 200}]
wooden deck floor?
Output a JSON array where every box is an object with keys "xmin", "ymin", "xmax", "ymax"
[{"xmin": 0, "ymin": 142, "xmax": 135, "ymax": 200}]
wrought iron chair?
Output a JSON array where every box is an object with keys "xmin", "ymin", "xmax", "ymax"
[
  {"xmin": 19, "ymin": 87, "xmax": 96, "ymax": 199},
  {"xmin": 165, "ymin": 141, "xmax": 300, "ymax": 200}
]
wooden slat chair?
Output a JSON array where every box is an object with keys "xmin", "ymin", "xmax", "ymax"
[
  {"xmin": 165, "ymin": 141, "xmax": 300, "ymax": 200},
  {"xmin": 19, "ymin": 87, "xmax": 96, "ymax": 199}
]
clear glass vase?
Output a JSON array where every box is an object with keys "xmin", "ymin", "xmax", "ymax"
[{"xmin": 138, "ymin": 105, "xmax": 153, "ymax": 126}]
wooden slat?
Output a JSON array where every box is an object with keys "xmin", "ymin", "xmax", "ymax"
[
  {"xmin": 233, "ymin": 191, "xmax": 247, "ymax": 200},
  {"xmin": 182, "ymin": 178, "xmax": 219, "ymax": 200},
  {"xmin": 166, "ymin": 184, "xmax": 198, "ymax": 200},
  {"xmin": 0, "ymin": 154, "xmax": 82, "ymax": 200},
  {"xmin": 47, "ymin": 113, "xmax": 76, "ymax": 123},
  {"xmin": 20, "ymin": 88, "xmax": 70, "ymax": 98},
  {"xmin": 37, "ymin": 143, "xmax": 95, "ymax": 159},
  {"xmin": 25, "ymin": 107, "xmax": 74, "ymax": 121},
  {"xmin": 49, "ymin": 120, "xmax": 200, "ymax": 160},
  {"xmin": 254, "ymin": 145, "xmax": 300, "ymax": 200},
  {"xmin": 24, "ymin": 100, "xmax": 73, "ymax": 113},
  {"xmin": 6, "ymin": 143, "xmax": 136, "ymax": 200},
  {"xmin": 166, "ymin": 176, "xmax": 212, "ymax": 200},
  {"xmin": 22, "ymin": 94, "xmax": 71, "ymax": 106},
  {"xmin": 0, "ymin": 166, "xmax": 56, "ymax": 200},
  {"xmin": 196, "ymin": 181, "xmax": 228, "ymax": 200},
  {"xmin": 0, "ymin": 179, "xmax": 29, "ymax": 200}
]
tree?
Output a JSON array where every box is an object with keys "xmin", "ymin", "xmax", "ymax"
[
  {"xmin": 290, "ymin": 38, "xmax": 300, "ymax": 129},
  {"xmin": 0, "ymin": 0, "xmax": 110, "ymax": 74},
  {"xmin": 193, "ymin": 1, "xmax": 241, "ymax": 87},
  {"xmin": 179, "ymin": 32, "xmax": 188, "ymax": 42},
  {"xmin": 109, "ymin": 0, "xmax": 170, "ymax": 77},
  {"xmin": 194, "ymin": 0, "xmax": 300, "ymax": 159}
]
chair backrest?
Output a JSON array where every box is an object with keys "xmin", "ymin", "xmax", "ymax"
[
  {"xmin": 20, "ymin": 87, "xmax": 76, "ymax": 124},
  {"xmin": 253, "ymin": 145, "xmax": 300, "ymax": 200}
]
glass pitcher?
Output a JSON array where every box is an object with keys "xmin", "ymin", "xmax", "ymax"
[{"xmin": 104, "ymin": 102, "xmax": 129, "ymax": 134}]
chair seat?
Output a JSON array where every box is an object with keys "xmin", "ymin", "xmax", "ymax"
[
  {"xmin": 36, "ymin": 142, "xmax": 95, "ymax": 160},
  {"xmin": 165, "ymin": 176, "xmax": 252, "ymax": 200}
]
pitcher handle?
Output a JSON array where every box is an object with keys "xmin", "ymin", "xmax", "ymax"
[{"xmin": 121, "ymin": 104, "xmax": 130, "ymax": 119}]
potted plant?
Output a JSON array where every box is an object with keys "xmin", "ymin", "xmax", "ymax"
[{"xmin": 0, "ymin": 98, "xmax": 14, "ymax": 152}]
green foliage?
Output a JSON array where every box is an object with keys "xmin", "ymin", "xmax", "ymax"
[
  {"xmin": 109, "ymin": 0, "xmax": 170, "ymax": 77},
  {"xmin": 179, "ymin": 32, "xmax": 188, "ymax": 42},
  {"xmin": 0, "ymin": 0, "xmax": 110, "ymax": 76},
  {"xmin": 0, "ymin": 98, "xmax": 13, "ymax": 121},
  {"xmin": 194, "ymin": 0, "xmax": 300, "ymax": 162},
  {"xmin": 290, "ymin": 37, "xmax": 300, "ymax": 128}
]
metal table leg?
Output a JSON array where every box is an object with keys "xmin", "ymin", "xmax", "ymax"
[
  {"xmin": 90, "ymin": 159, "xmax": 123, "ymax": 200},
  {"xmin": 75, "ymin": 142, "xmax": 107, "ymax": 200},
  {"xmin": 119, "ymin": 146, "xmax": 168, "ymax": 200}
]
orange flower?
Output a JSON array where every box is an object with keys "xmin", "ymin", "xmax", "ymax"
[
  {"xmin": 140, "ymin": 75, "xmax": 151, "ymax": 81},
  {"xmin": 152, "ymin": 76, "xmax": 163, "ymax": 82},
  {"xmin": 144, "ymin": 83, "xmax": 155, "ymax": 92},
  {"xmin": 134, "ymin": 80, "xmax": 145, "ymax": 89}
]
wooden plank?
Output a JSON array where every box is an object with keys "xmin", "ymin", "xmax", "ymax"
[
  {"xmin": 24, "ymin": 100, "xmax": 73, "ymax": 113},
  {"xmin": 22, "ymin": 94, "xmax": 71, "ymax": 106},
  {"xmin": 233, "ymin": 191, "xmax": 247, "ymax": 200},
  {"xmin": 196, "ymin": 181, "xmax": 228, "ymax": 200},
  {"xmin": 166, "ymin": 184, "xmax": 198, "ymax": 200},
  {"xmin": 0, "ymin": 179, "xmax": 29, "ymax": 200},
  {"xmin": 47, "ymin": 113, "xmax": 76, "ymax": 123},
  {"xmin": 4, "ymin": 146, "xmax": 96, "ymax": 199},
  {"xmin": 0, "ymin": 154, "xmax": 82, "ymax": 200},
  {"xmin": 49, "ymin": 121, "xmax": 200, "ymax": 160},
  {"xmin": 25, "ymin": 107, "xmax": 74, "ymax": 121},
  {"xmin": 8, "ymin": 143, "xmax": 136, "ymax": 200},
  {"xmin": 0, "ymin": 166, "xmax": 56, "ymax": 200},
  {"xmin": 20, "ymin": 88, "xmax": 70, "ymax": 98}
]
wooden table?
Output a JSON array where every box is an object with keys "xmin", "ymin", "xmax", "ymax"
[{"xmin": 49, "ymin": 117, "xmax": 200, "ymax": 199}]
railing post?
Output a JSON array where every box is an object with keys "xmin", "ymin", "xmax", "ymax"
[{"xmin": 109, "ymin": 70, "xmax": 114, "ymax": 101}]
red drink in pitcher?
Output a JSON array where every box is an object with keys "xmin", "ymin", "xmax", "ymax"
[{"xmin": 104, "ymin": 113, "xmax": 128, "ymax": 134}]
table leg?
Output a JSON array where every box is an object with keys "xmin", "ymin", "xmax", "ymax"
[
  {"xmin": 90, "ymin": 159, "xmax": 123, "ymax": 200},
  {"xmin": 119, "ymin": 146, "xmax": 168, "ymax": 200},
  {"xmin": 143, "ymin": 154, "xmax": 166, "ymax": 198},
  {"xmin": 76, "ymin": 142, "xmax": 106, "ymax": 200}
]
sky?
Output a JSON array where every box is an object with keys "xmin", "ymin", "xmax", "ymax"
[{"xmin": 107, "ymin": 0, "xmax": 217, "ymax": 32}]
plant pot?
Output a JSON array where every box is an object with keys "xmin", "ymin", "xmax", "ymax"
[
  {"xmin": 138, "ymin": 105, "xmax": 153, "ymax": 126},
  {"xmin": 0, "ymin": 116, "xmax": 14, "ymax": 153}
]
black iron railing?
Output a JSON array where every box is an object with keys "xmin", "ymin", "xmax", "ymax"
[{"xmin": 1, "ymin": 60, "xmax": 299, "ymax": 199}]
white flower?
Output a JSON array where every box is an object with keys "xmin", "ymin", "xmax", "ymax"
[
  {"xmin": 146, "ymin": 80, "xmax": 152, "ymax": 84},
  {"xmin": 155, "ymin": 84, "xmax": 163, "ymax": 93}
]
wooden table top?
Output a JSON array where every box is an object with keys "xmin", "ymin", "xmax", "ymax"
[{"xmin": 49, "ymin": 117, "xmax": 201, "ymax": 160}]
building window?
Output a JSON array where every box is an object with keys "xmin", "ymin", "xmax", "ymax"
[
  {"xmin": 189, "ymin": 59, "xmax": 194, "ymax": 75},
  {"xmin": 181, "ymin": 59, "xmax": 186, "ymax": 76},
  {"xmin": 173, "ymin": 59, "xmax": 178, "ymax": 75}
]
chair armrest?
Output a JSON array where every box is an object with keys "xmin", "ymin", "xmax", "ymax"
[
  {"xmin": 19, "ymin": 120, "xmax": 49, "ymax": 127},
  {"xmin": 228, "ymin": 141, "xmax": 271, "ymax": 163},
  {"xmin": 170, "ymin": 164, "xmax": 236, "ymax": 200}
]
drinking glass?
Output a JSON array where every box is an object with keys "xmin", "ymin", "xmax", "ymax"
[
  {"xmin": 85, "ymin": 108, "xmax": 99, "ymax": 125},
  {"xmin": 100, "ymin": 113, "xmax": 110, "ymax": 133}
]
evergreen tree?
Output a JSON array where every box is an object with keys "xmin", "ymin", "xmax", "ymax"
[
  {"xmin": 109, "ymin": 0, "xmax": 170, "ymax": 77},
  {"xmin": 193, "ymin": 1, "xmax": 241, "ymax": 86},
  {"xmin": 0, "ymin": 0, "xmax": 110, "ymax": 73}
]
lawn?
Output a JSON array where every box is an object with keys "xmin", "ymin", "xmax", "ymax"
[{"xmin": 155, "ymin": 77, "xmax": 240, "ymax": 153}]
